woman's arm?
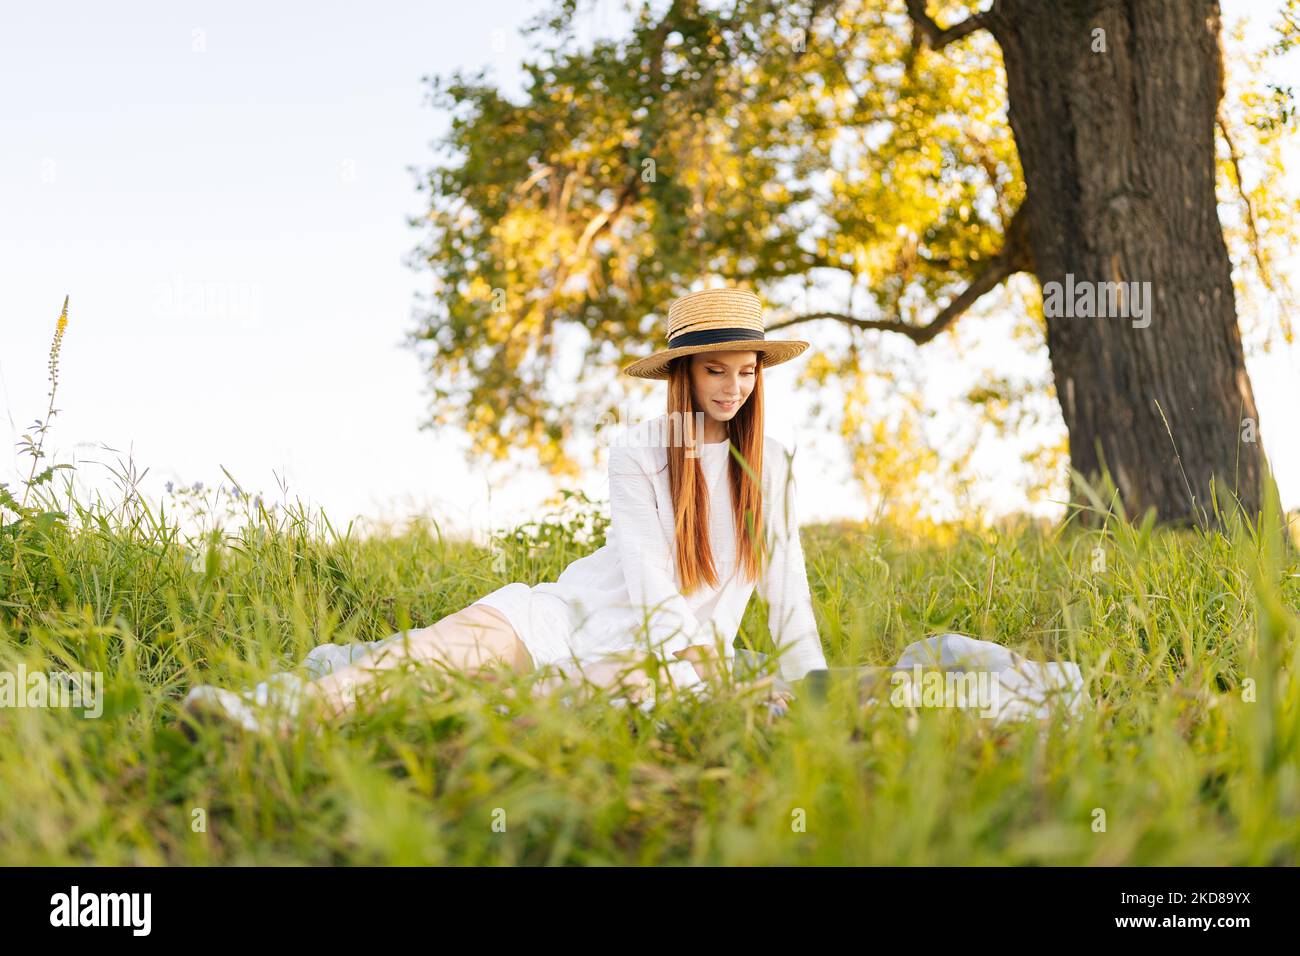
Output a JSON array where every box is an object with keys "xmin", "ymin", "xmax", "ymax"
[
  {"xmin": 757, "ymin": 446, "xmax": 830, "ymax": 683},
  {"xmin": 607, "ymin": 442, "xmax": 712, "ymax": 696}
]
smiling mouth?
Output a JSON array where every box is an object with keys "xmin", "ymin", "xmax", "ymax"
[{"xmin": 714, "ymin": 400, "xmax": 738, "ymax": 409}]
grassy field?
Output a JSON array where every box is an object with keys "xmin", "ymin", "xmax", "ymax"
[
  {"xmin": 2, "ymin": 306, "xmax": 1296, "ymax": 865},
  {"xmin": 1, "ymin": 447, "xmax": 1297, "ymax": 865}
]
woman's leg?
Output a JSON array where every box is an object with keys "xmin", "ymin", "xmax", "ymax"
[{"xmin": 303, "ymin": 604, "xmax": 534, "ymax": 720}]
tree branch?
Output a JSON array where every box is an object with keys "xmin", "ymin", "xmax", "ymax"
[
  {"xmin": 904, "ymin": 0, "xmax": 990, "ymax": 51},
  {"xmin": 1216, "ymin": 111, "xmax": 1272, "ymax": 288},
  {"xmin": 766, "ymin": 201, "xmax": 1032, "ymax": 345},
  {"xmin": 514, "ymin": 163, "xmax": 554, "ymax": 197}
]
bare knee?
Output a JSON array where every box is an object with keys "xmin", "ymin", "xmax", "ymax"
[{"xmin": 404, "ymin": 609, "xmax": 531, "ymax": 674}]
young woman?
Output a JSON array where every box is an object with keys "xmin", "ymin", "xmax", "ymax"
[{"xmin": 181, "ymin": 287, "xmax": 829, "ymax": 737}]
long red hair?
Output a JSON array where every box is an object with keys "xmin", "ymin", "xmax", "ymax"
[{"xmin": 658, "ymin": 354, "xmax": 767, "ymax": 593}]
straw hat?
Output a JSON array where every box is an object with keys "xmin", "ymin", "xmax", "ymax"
[{"xmin": 620, "ymin": 287, "xmax": 810, "ymax": 380}]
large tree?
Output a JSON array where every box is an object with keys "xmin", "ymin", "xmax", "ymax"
[{"xmin": 407, "ymin": 0, "xmax": 1294, "ymax": 523}]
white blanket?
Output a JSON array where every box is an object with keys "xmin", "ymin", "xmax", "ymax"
[{"xmin": 884, "ymin": 632, "xmax": 1091, "ymax": 726}]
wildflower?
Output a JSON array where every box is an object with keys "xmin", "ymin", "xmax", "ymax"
[
  {"xmin": 165, "ymin": 480, "xmax": 174, "ymax": 493},
  {"xmin": 193, "ymin": 481, "xmax": 203, "ymax": 493},
  {"xmin": 47, "ymin": 296, "xmax": 68, "ymax": 390}
]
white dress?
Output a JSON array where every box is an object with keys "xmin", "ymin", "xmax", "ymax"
[{"xmin": 469, "ymin": 414, "xmax": 831, "ymax": 694}]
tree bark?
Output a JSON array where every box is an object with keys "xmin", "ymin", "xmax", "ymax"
[{"xmin": 986, "ymin": 0, "xmax": 1266, "ymax": 524}]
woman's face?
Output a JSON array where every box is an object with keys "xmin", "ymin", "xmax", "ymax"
[{"xmin": 689, "ymin": 350, "xmax": 758, "ymax": 425}]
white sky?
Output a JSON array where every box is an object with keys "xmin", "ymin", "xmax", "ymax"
[{"xmin": 2, "ymin": 0, "xmax": 1297, "ymax": 545}]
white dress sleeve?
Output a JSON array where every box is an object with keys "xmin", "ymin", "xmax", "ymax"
[
  {"xmin": 607, "ymin": 443, "xmax": 709, "ymax": 696},
  {"xmin": 758, "ymin": 446, "xmax": 830, "ymax": 683}
]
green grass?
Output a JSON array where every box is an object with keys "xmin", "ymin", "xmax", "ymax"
[
  {"xmin": 2, "ymin": 298, "xmax": 1296, "ymax": 865},
  {"xmin": 1, "ymin": 457, "xmax": 1297, "ymax": 865}
]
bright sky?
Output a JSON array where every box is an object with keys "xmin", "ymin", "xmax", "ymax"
[{"xmin": 3, "ymin": 0, "xmax": 1298, "ymax": 546}]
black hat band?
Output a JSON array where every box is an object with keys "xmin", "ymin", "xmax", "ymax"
[{"xmin": 666, "ymin": 327, "xmax": 765, "ymax": 350}]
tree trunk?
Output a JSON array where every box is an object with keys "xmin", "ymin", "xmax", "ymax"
[{"xmin": 986, "ymin": 0, "xmax": 1265, "ymax": 524}]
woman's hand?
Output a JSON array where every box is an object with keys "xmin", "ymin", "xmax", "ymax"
[
  {"xmin": 671, "ymin": 644, "xmax": 724, "ymax": 682},
  {"xmin": 670, "ymin": 648, "xmax": 793, "ymax": 712}
]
